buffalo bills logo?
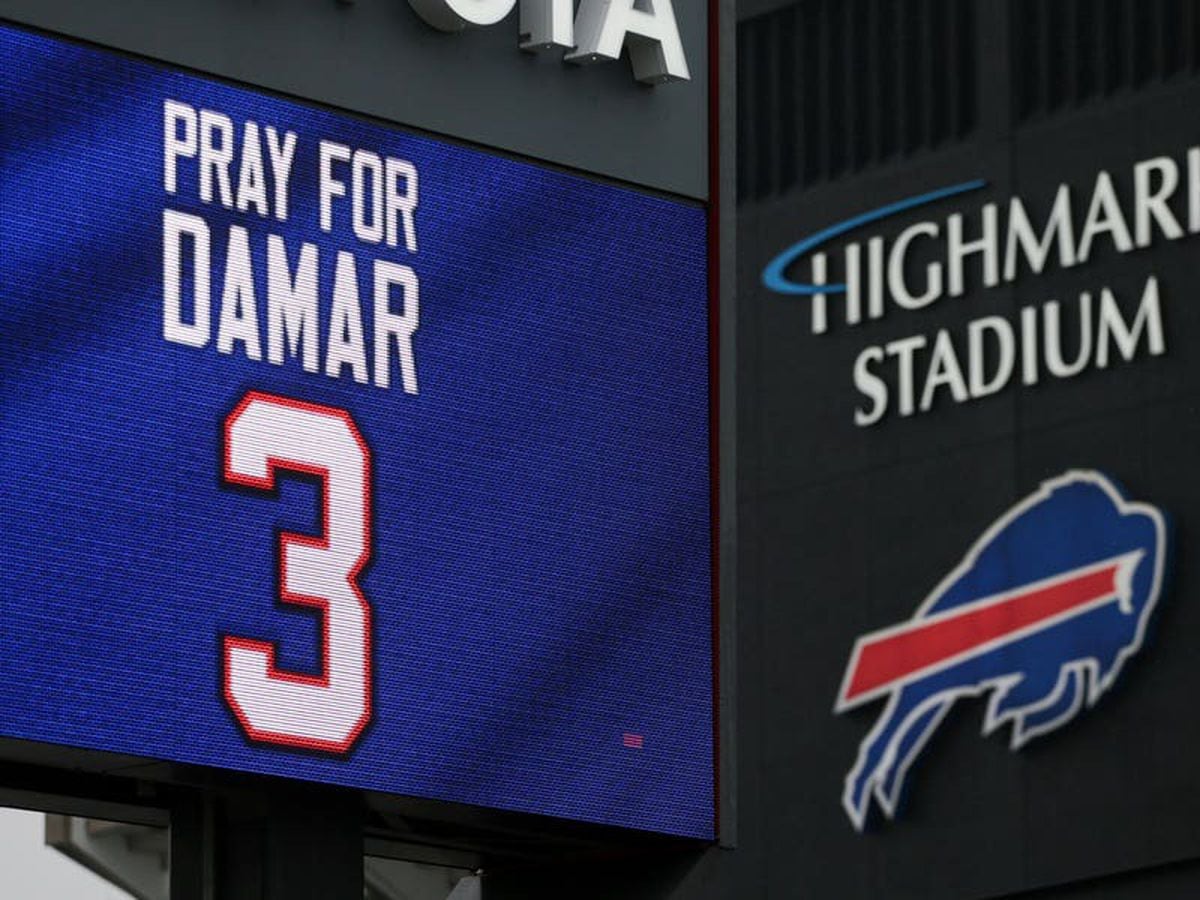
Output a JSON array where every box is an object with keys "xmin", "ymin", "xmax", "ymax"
[{"xmin": 835, "ymin": 471, "xmax": 1168, "ymax": 831}]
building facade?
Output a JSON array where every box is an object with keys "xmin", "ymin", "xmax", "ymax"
[{"xmin": 4, "ymin": 1, "xmax": 1200, "ymax": 898}]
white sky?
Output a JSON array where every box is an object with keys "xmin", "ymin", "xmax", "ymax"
[{"xmin": 0, "ymin": 808, "xmax": 130, "ymax": 899}]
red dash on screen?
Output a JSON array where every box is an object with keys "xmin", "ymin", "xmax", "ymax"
[{"xmin": 622, "ymin": 732, "xmax": 644, "ymax": 749}]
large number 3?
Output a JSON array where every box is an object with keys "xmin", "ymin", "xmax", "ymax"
[{"xmin": 222, "ymin": 391, "xmax": 373, "ymax": 754}]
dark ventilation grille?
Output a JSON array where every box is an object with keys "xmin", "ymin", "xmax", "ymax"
[
  {"xmin": 737, "ymin": 0, "xmax": 978, "ymax": 204},
  {"xmin": 1013, "ymin": 0, "xmax": 1200, "ymax": 123}
]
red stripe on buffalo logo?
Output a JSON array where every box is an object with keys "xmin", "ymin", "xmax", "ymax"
[{"xmin": 838, "ymin": 552, "xmax": 1143, "ymax": 710}]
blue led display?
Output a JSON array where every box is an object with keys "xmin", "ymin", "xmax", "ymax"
[{"xmin": 0, "ymin": 22, "xmax": 712, "ymax": 838}]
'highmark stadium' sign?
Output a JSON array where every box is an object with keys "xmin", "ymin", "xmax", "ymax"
[{"xmin": 761, "ymin": 152, "xmax": 1192, "ymax": 425}]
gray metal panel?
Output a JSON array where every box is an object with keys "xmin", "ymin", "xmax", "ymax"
[
  {"xmin": 737, "ymin": 0, "xmax": 799, "ymax": 21},
  {"xmin": 0, "ymin": 0, "xmax": 708, "ymax": 199}
]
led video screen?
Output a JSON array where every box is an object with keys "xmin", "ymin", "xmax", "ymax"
[{"xmin": 0, "ymin": 21, "xmax": 712, "ymax": 838}]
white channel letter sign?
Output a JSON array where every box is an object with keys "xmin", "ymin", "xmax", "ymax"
[
  {"xmin": 404, "ymin": 0, "xmax": 691, "ymax": 84},
  {"xmin": 760, "ymin": 149, "xmax": 1191, "ymax": 426}
]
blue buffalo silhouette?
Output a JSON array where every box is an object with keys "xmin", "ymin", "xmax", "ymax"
[{"xmin": 836, "ymin": 470, "xmax": 1167, "ymax": 831}]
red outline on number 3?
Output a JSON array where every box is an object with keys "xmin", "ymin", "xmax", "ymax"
[{"xmin": 221, "ymin": 391, "xmax": 373, "ymax": 755}]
